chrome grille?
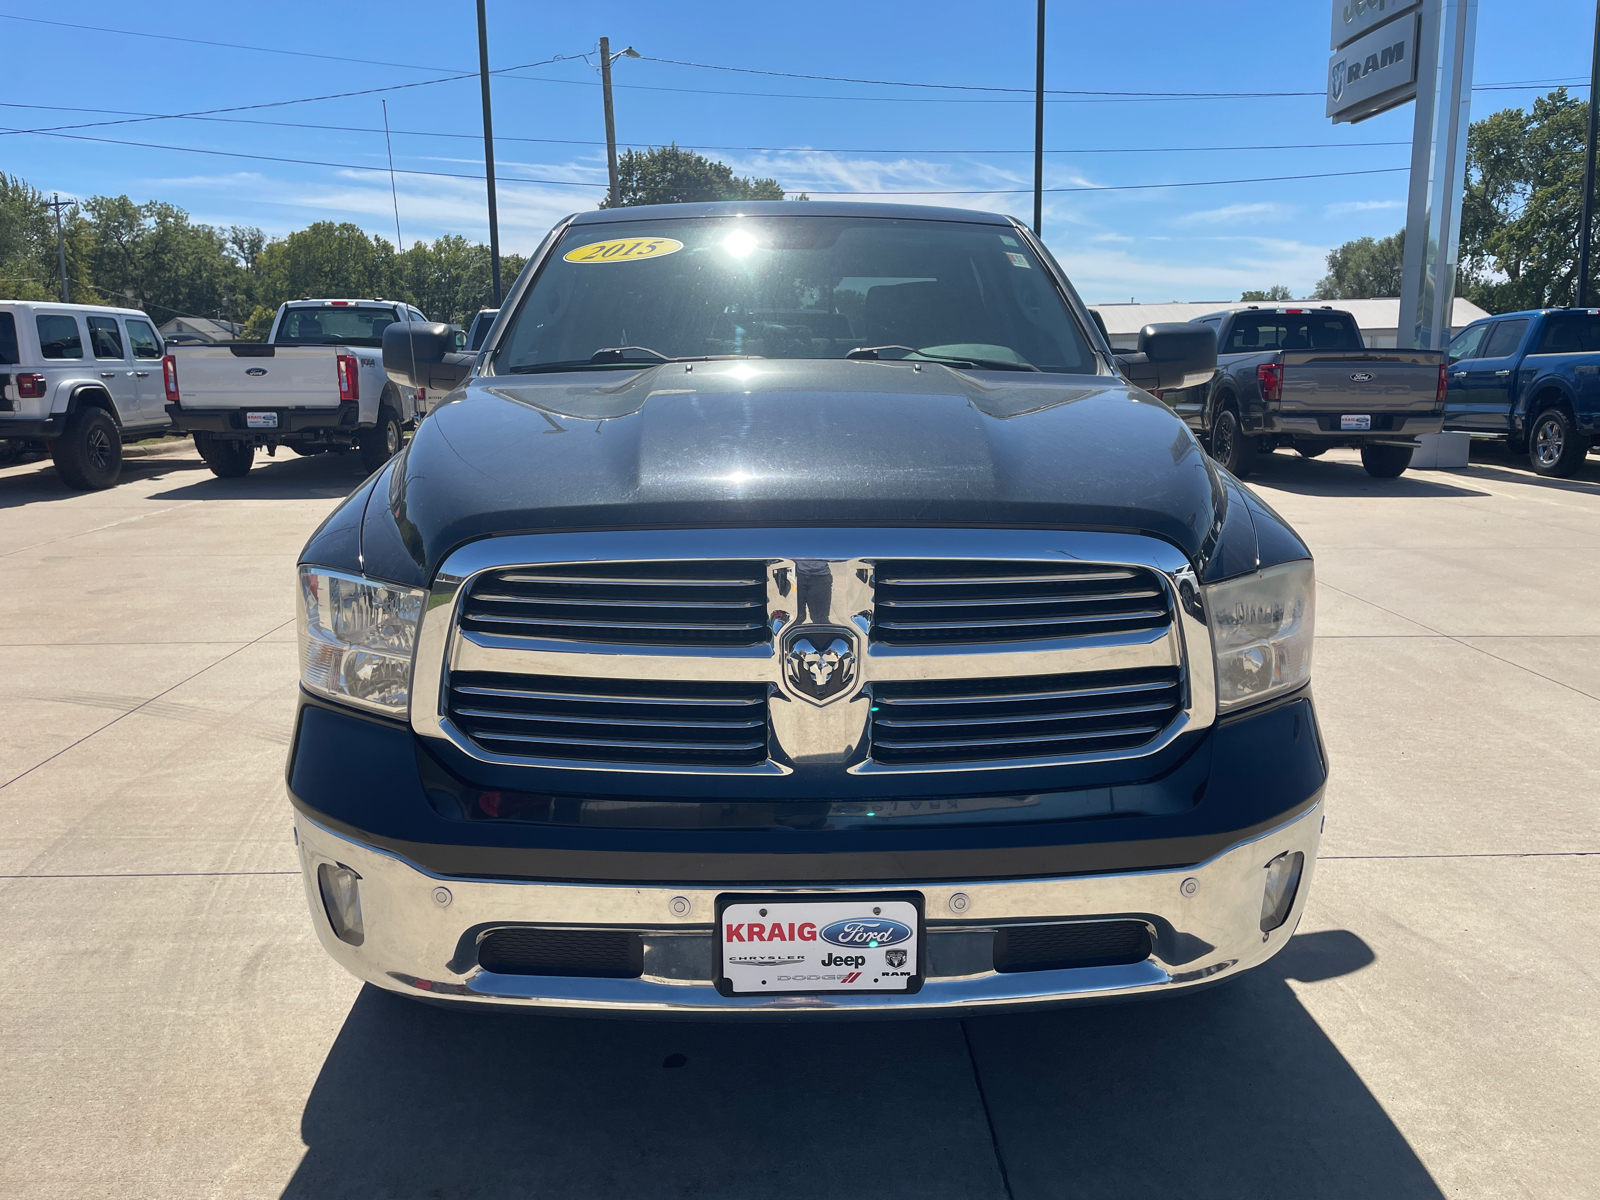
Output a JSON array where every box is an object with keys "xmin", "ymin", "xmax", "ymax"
[
  {"xmin": 460, "ymin": 562, "xmax": 769, "ymax": 647},
  {"xmin": 869, "ymin": 668, "xmax": 1183, "ymax": 766},
  {"xmin": 871, "ymin": 560, "xmax": 1171, "ymax": 646},
  {"xmin": 448, "ymin": 672, "xmax": 770, "ymax": 767}
]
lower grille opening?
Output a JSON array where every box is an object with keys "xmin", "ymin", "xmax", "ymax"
[
  {"xmin": 477, "ymin": 927, "xmax": 643, "ymax": 978},
  {"xmin": 992, "ymin": 920, "xmax": 1152, "ymax": 973}
]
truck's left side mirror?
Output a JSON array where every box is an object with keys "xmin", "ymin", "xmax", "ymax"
[
  {"xmin": 1116, "ymin": 322, "xmax": 1217, "ymax": 391},
  {"xmin": 383, "ymin": 321, "xmax": 473, "ymax": 391}
]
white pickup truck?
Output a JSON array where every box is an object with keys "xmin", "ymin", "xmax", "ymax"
[{"xmin": 165, "ymin": 299, "xmax": 444, "ymax": 477}]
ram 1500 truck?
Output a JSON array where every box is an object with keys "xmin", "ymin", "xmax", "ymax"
[
  {"xmin": 1442, "ymin": 307, "xmax": 1600, "ymax": 476},
  {"xmin": 287, "ymin": 201, "xmax": 1325, "ymax": 1016},
  {"xmin": 1161, "ymin": 306, "xmax": 1446, "ymax": 479},
  {"xmin": 165, "ymin": 299, "xmax": 435, "ymax": 478}
]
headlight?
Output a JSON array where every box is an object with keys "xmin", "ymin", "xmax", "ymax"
[
  {"xmin": 1202, "ymin": 559, "xmax": 1314, "ymax": 712},
  {"xmin": 298, "ymin": 566, "xmax": 426, "ymax": 717}
]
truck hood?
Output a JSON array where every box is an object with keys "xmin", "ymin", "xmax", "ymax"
[{"xmin": 353, "ymin": 359, "xmax": 1243, "ymax": 587}]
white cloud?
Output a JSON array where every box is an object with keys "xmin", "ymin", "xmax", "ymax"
[
  {"xmin": 1176, "ymin": 202, "xmax": 1294, "ymax": 226},
  {"xmin": 1323, "ymin": 199, "xmax": 1405, "ymax": 216},
  {"xmin": 1057, "ymin": 237, "xmax": 1329, "ymax": 305}
]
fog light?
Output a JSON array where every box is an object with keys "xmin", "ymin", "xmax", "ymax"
[
  {"xmin": 317, "ymin": 862, "xmax": 365, "ymax": 946},
  {"xmin": 1260, "ymin": 851, "xmax": 1304, "ymax": 932}
]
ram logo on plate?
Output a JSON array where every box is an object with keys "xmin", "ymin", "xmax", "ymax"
[{"xmin": 819, "ymin": 918, "xmax": 913, "ymax": 948}]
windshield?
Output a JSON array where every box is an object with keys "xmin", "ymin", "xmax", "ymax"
[
  {"xmin": 495, "ymin": 216, "xmax": 1098, "ymax": 375},
  {"xmin": 1226, "ymin": 312, "xmax": 1362, "ymax": 352},
  {"xmin": 273, "ymin": 305, "xmax": 398, "ymax": 347}
]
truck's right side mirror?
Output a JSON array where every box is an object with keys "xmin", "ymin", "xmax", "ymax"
[
  {"xmin": 383, "ymin": 321, "xmax": 473, "ymax": 392},
  {"xmin": 1116, "ymin": 323, "xmax": 1218, "ymax": 391}
]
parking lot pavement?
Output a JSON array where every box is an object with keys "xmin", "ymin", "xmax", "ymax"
[{"xmin": 1, "ymin": 442, "xmax": 1596, "ymax": 1199}]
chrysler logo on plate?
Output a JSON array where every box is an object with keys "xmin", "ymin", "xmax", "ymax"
[{"xmin": 782, "ymin": 625, "xmax": 858, "ymax": 705}]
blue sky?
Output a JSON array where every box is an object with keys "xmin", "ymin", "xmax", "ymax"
[{"xmin": 1, "ymin": 1, "xmax": 1591, "ymax": 303}]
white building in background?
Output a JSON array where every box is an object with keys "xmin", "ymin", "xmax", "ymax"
[
  {"xmin": 1089, "ymin": 297, "xmax": 1491, "ymax": 351},
  {"xmin": 158, "ymin": 316, "xmax": 239, "ymax": 344}
]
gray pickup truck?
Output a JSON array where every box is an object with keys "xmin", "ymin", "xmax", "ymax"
[{"xmin": 1161, "ymin": 306, "xmax": 1446, "ymax": 478}]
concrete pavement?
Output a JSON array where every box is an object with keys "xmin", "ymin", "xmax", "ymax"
[{"xmin": 0, "ymin": 440, "xmax": 1594, "ymax": 1198}]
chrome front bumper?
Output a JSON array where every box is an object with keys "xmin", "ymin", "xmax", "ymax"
[{"xmin": 293, "ymin": 800, "xmax": 1322, "ymax": 1016}]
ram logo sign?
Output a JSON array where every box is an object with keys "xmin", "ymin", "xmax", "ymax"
[{"xmin": 1326, "ymin": 12, "xmax": 1420, "ymax": 124}]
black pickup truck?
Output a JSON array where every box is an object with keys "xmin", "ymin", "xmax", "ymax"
[
  {"xmin": 287, "ymin": 201, "xmax": 1325, "ymax": 1016},
  {"xmin": 1161, "ymin": 306, "xmax": 1446, "ymax": 478}
]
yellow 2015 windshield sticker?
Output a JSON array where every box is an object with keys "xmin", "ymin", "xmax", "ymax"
[{"xmin": 563, "ymin": 237, "xmax": 684, "ymax": 264}]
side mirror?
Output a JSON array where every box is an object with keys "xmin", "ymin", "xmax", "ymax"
[
  {"xmin": 382, "ymin": 322, "xmax": 474, "ymax": 391},
  {"xmin": 1115, "ymin": 322, "xmax": 1217, "ymax": 391}
]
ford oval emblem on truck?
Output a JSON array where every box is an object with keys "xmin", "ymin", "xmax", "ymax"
[
  {"xmin": 820, "ymin": 918, "xmax": 913, "ymax": 948},
  {"xmin": 245, "ymin": 367, "xmax": 268, "ymax": 377},
  {"xmin": 1349, "ymin": 371, "xmax": 1373, "ymax": 382}
]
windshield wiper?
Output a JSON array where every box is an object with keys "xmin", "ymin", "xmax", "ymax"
[
  {"xmin": 844, "ymin": 345, "xmax": 1041, "ymax": 372},
  {"xmin": 508, "ymin": 347, "xmax": 763, "ymax": 374}
]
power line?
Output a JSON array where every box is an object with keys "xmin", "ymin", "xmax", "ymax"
[
  {"xmin": 0, "ymin": 124, "xmax": 1411, "ymax": 198},
  {"xmin": 0, "ymin": 105, "xmax": 1415, "ymax": 156}
]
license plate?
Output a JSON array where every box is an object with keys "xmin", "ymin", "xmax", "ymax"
[
  {"xmin": 717, "ymin": 894, "xmax": 923, "ymax": 995},
  {"xmin": 1340, "ymin": 414, "xmax": 1372, "ymax": 430},
  {"xmin": 246, "ymin": 411, "xmax": 279, "ymax": 429}
]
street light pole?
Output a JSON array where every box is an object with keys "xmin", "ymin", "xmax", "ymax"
[
  {"xmin": 1033, "ymin": 0, "xmax": 1046, "ymax": 236},
  {"xmin": 476, "ymin": 0, "xmax": 502, "ymax": 305},
  {"xmin": 600, "ymin": 37, "xmax": 620, "ymax": 207},
  {"xmin": 1578, "ymin": 0, "xmax": 1600, "ymax": 306},
  {"xmin": 47, "ymin": 194, "xmax": 70, "ymax": 303}
]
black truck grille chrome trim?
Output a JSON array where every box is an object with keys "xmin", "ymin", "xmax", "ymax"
[
  {"xmin": 869, "ymin": 668, "xmax": 1183, "ymax": 765},
  {"xmin": 448, "ymin": 671, "xmax": 770, "ymax": 767},
  {"xmin": 871, "ymin": 559, "xmax": 1172, "ymax": 645},
  {"xmin": 993, "ymin": 921, "xmax": 1153, "ymax": 973},
  {"xmin": 477, "ymin": 927, "xmax": 643, "ymax": 978},
  {"xmin": 460, "ymin": 561, "xmax": 769, "ymax": 647}
]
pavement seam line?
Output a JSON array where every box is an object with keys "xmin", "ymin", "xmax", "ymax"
[
  {"xmin": 1317, "ymin": 580, "xmax": 1600, "ymax": 706},
  {"xmin": 0, "ymin": 616, "xmax": 295, "ymax": 791},
  {"xmin": 0, "ymin": 501, "xmax": 195, "ymax": 559},
  {"xmin": 960, "ymin": 1019, "xmax": 1016, "ymax": 1200}
]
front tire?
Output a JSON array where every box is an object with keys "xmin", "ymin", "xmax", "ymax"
[
  {"xmin": 1209, "ymin": 406, "xmax": 1257, "ymax": 477},
  {"xmin": 1360, "ymin": 444, "xmax": 1413, "ymax": 478},
  {"xmin": 1529, "ymin": 406, "xmax": 1587, "ymax": 477},
  {"xmin": 194, "ymin": 432, "xmax": 255, "ymax": 478},
  {"xmin": 50, "ymin": 407, "xmax": 122, "ymax": 490},
  {"xmin": 358, "ymin": 406, "xmax": 403, "ymax": 473}
]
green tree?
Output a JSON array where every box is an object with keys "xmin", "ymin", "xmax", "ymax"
[
  {"xmin": 1240, "ymin": 285, "xmax": 1294, "ymax": 301},
  {"xmin": 396, "ymin": 235, "xmax": 527, "ymax": 324},
  {"xmin": 250, "ymin": 221, "xmax": 401, "ymax": 311},
  {"xmin": 600, "ymin": 144, "xmax": 789, "ymax": 208},
  {"xmin": 1313, "ymin": 229, "xmax": 1405, "ymax": 299},
  {"xmin": 0, "ymin": 174, "xmax": 58, "ymax": 300},
  {"xmin": 78, "ymin": 194, "xmax": 244, "ymax": 322},
  {"xmin": 1458, "ymin": 88, "xmax": 1591, "ymax": 311}
]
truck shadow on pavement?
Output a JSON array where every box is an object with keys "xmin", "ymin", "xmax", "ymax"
[
  {"xmin": 280, "ymin": 928, "xmax": 1443, "ymax": 1200},
  {"xmin": 143, "ymin": 451, "xmax": 375, "ymax": 501},
  {"xmin": 1242, "ymin": 452, "xmax": 1491, "ymax": 499}
]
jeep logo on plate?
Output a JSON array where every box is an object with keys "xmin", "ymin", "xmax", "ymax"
[
  {"xmin": 1349, "ymin": 371, "xmax": 1374, "ymax": 382},
  {"xmin": 819, "ymin": 918, "xmax": 913, "ymax": 948},
  {"xmin": 245, "ymin": 367, "xmax": 268, "ymax": 377},
  {"xmin": 781, "ymin": 625, "xmax": 858, "ymax": 705}
]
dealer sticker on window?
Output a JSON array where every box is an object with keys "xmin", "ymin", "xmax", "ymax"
[
  {"xmin": 563, "ymin": 237, "xmax": 684, "ymax": 264},
  {"xmin": 718, "ymin": 896, "xmax": 921, "ymax": 995},
  {"xmin": 1340, "ymin": 414, "xmax": 1372, "ymax": 430}
]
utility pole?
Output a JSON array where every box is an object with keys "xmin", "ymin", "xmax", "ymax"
[
  {"xmin": 47, "ymin": 194, "xmax": 71, "ymax": 303},
  {"xmin": 1033, "ymin": 1, "xmax": 1046, "ymax": 236},
  {"xmin": 476, "ymin": 0, "xmax": 502, "ymax": 305},
  {"xmin": 600, "ymin": 37, "xmax": 620, "ymax": 207},
  {"xmin": 598, "ymin": 41, "xmax": 640, "ymax": 208},
  {"xmin": 1578, "ymin": 0, "xmax": 1600, "ymax": 307}
]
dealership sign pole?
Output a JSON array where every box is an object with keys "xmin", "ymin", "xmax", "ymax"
[{"xmin": 1328, "ymin": 0, "xmax": 1477, "ymax": 351}]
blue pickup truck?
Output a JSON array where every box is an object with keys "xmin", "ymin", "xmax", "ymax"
[{"xmin": 1444, "ymin": 308, "xmax": 1600, "ymax": 477}]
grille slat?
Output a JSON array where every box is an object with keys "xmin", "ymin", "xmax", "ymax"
[
  {"xmin": 462, "ymin": 561, "xmax": 770, "ymax": 647},
  {"xmin": 449, "ymin": 671, "xmax": 770, "ymax": 766},
  {"xmin": 993, "ymin": 921, "xmax": 1152, "ymax": 973},
  {"xmin": 871, "ymin": 560, "xmax": 1172, "ymax": 646},
  {"xmin": 478, "ymin": 927, "xmax": 643, "ymax": 978},
  {"xmin": 870, "ymin": 668, "xmax": 1182, "ymax": 765}
]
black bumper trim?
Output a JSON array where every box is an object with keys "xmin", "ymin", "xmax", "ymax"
[
  {"xmin": 166, "ymin": 405, "xmax": 362, "ymax": 435},
  {"xmin": 0, "ymin": 416, "xmax": 66, "ymax": 438}
]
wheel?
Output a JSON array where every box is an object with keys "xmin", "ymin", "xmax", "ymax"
[
  {"xmin": 358, "ymin": 405, "xmax": 403, "ymax": 473},
  {"xmin": 1528, "ymin": 407, "xmax": 1588, "ymax": 477},
  {"xmin": 194, "ymin": 431, "xmax": 255, "ymax": 478},
  {"xmin": 1208, "ymin": 406, "xmax": 1257, "ymax": 477},
  {"xmin": 1360, "ymin": 444, "xmax": 1414, "ymax": 478},
  {"xmin": 50, "ymin": 407, "xmax": 122, "ymax": 490}
]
